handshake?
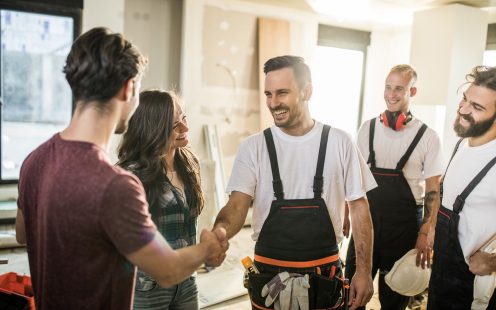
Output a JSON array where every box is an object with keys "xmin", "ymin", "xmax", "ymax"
[{"xmin": 199, "ymin": 227, "xmax": 230, "ymax": 267}]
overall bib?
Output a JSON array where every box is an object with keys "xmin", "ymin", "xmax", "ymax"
[
  {"xmin": 428, "ymin": 140, "xmax": 496, "ymax": 310},
  {"xmin": 346, "ymin": 118, "xmax": 427, "ymax": 310},
  {"xmin": 247, "ymin": 125, "xmax": 344, "ymax": 310}
]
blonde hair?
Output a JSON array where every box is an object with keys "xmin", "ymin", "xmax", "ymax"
[{"xmin": 389, "ymin": 64, "xmax": 417, "ymax": 87}]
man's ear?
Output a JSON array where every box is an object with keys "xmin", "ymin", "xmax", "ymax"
[
  {"xmin": 302, "ymin": 83, "xmax": 313, "ymax": 101},
  {"xmin": 410, "ymin": 86, "xmax": 417, "ymax": 97},
  {"xmin": 121, "ymin": 78, "xmax": 134, "ymax": 102}
]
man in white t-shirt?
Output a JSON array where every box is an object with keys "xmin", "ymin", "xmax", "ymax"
[
  {"xmin": 428, "ymin": 66, "xmax": 496, "ymax": 309},
  {"xmin": 344, "ymin": 65, "xmax": 443, "ymax": 310},
  {"xmin": 213, "ymin": 55, "xmax": 376, "ymax": 310}
]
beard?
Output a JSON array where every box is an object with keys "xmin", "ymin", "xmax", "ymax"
[{"xmin": 453, "ymin": 111, "xmax": 496, "ymax": 138}]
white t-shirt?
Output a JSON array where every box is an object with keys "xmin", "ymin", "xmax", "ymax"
[
  {"xmin": 356, "ymin": 117, "xmax": 444, "ymax": 205},
  {"xmin": 226, "ymin": 121, "xmax": 377, "ymax": 243},
  {"xmin": 442, "ymin": 138, "xmax": 496, "ymax": 263}
]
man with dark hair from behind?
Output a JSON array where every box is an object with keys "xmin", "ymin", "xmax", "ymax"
[
  {"xmin": 15, "ymin": 27, "xmax": 227, "ymax": 309},
  {"xmin": 428, "ymin": 66, "xmax": 496, "ymax": 309}
]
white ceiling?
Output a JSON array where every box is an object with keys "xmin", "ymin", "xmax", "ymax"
[
  {"xmin": 239, "ymin": 0, "xmax": 496, "ymax": 27},
  {"xmin": 381, "ymin": 0, "xmax": 496, "ymax": 9}
]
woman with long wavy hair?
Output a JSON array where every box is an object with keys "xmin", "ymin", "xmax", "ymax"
[{"xmin": 117, "ymin": 89, "xmax": 204, "ymax": 310}]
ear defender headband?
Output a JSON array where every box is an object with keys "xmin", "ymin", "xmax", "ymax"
[{"xmin": 380, "ymin": 110, "xmax": 412, "ymax": 131}]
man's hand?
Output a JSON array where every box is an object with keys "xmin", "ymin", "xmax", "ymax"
[
  {"xmin": 469, "ymin": 251, "xmax": 496, "ymax": 276},
  {"xmin": 416, "ymin": 176, "xmax": 440, "ymax": 269},
  {"xmin": 343, "ymin": 203, "xmax": 350, "ymax": 238},
  {"xmin": 212, "ymin": 227, "xmax": 229, "ymax": 265},
  {"xmin": 348, "ymin": 270, "xmax": 373, "ymax": 310},
  {"xmin": 213, "ymin": 227, "xmax": 229, "ymax": 250},
  {"xmin": 201, "ymin": 228, "xmax": 228, "ymax": 267},
  {"xmin": 343, "ymin": 216, "xmax": 350, "ymax": 238},
  {"xmin": 415, "ymin": 224, "xmax": 433, "ymax": 268}
]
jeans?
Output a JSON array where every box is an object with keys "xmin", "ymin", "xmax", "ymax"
[{"xmin": 133, "ymin": 274, "xmax": 198, "ymax": 310}]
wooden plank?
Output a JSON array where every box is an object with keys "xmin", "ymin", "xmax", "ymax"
[{"xmin": 258, "ymin": 18, "xmax": 291, "ymax": 130}]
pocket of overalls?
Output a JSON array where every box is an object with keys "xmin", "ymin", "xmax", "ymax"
[
  {"xmin": 309, "ymin": 274, "xmax": 343, "ymax": 309},
  {"xmin": 247, "ymin": 273, "xmax": 277, "ymax": 309}
]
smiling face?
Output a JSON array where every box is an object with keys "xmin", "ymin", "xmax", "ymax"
[
  {"xmin": 384, "ymin": 72, "xmax": 416, "ymax": 114},
  {"xmin": 169, "ymin": 102, "xmax": 189, "ymax": 151},
  {"xmin": 454, "ymin": 84, "xmax": 496, "ymax": 138},
  {"xmin": 264, "ymin": 67, "xmax": 311, "ymax": 134}
]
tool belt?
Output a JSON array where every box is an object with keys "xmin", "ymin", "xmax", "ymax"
[{"xmin": 245, "ymin": 260, "xmax": 346, "ymax": 309}]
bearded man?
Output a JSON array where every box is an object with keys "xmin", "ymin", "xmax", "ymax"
[{"xmin": 427, "ymin": 66, "xmax": 496, "ymax": 309}]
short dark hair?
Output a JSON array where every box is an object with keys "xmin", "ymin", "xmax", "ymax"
[
  {"xmin": 63, "ymin": 27, "xmax": 147, "ymax": 103},
  {"xmin": 466, "ymin": 66, "xmax": 496, "ymax": 93},
  {"xmin": 263, "ymin": 55, "xmax": 311, "ymax": 90}
]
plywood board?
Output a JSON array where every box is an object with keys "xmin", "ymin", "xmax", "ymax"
[{"xmin": 258, "ymin": 18, "xmax": 290, "ymax": 130}]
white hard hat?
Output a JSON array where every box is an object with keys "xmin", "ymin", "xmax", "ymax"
[{"xmin": 385, "ymin": 249, "xmax": 431, "ymax": 296}]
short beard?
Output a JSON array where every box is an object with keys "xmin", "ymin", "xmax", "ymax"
[{"xmin": 453, "ymin": 112, "xmax": 496, "ymax": 138}]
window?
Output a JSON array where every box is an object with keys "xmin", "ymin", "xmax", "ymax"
[
  {"xmin": 311, "ymin": 25, "xmax": 370, "ymax": 137},
  {"xmin": 483, "ymin": 50, "xmax": 496, "ymax": 66},
  {"xmin": 0, "ymin": 1, "xmax": 81, "ymax": 183},
  {"xmin": 484, "ymin": 23, "xmax": 496, "ymax": 66}
]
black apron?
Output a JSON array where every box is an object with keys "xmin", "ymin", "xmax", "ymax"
[
  {"xmin": 247, "ymin": 125, "xmax": 343, "ymax": 310},
  {"xmin": 428, "ymin": 139, "xmax": 496, "ymax": 310},
  {"xmin": 367, "ymin": 119, "xmax": 426, "ymax": 256},
  {"xmin": 346, "ymin": 118, "xmax": 427, "ymax": 310}
]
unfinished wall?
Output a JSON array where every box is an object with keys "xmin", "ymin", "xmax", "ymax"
[{"xmin": 181, "ymin": 0, "xmax": 322, "ymax": 186}]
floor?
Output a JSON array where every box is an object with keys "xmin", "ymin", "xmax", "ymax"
[{"xmin": 0, "ymin": 228, "xmax": 427, "ymax": 310}]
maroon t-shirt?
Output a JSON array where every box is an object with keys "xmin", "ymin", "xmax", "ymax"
[{"xmin": 17, "ymin": 134, "xmax": 157, "ymax": 309}]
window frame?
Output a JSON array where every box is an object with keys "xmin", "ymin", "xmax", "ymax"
[{"xmin": 0, "ymin": 0, "xmax": 82, "ymax": 184}]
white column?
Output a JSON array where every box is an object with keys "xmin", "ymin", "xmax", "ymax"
[{"xmin": 409, "ymin": 4, "xmax": 488, "ymax": 161}]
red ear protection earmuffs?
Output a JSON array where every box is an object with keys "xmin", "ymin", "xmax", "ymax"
[{"xmin": 380, "ymin": 110, "xmax": 412, "ymax": 131}]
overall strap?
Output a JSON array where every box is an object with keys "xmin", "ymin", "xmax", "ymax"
[
  {"xmin": 396, "ymin": 123, "xmax": 428, "ymax": 170},
  {"xmin": 263, "ymin": 128, "xmax": 284, "ymax": 200},
  {"xmin": 440, "ymin": 138, "xmax": 464, "ymax": 200},
  {"xmin": 313, "ymin": 125, "xmax": 331, "ymax": 198},
  {"xmin": 445, "ymin": 138, "xmax": 464, "ymax": 175},
  {"xmin": 367, "ymin": 118, "xmax": 376, "ymax": 168},
  {"xmin": 453, "ymin": 155, "xmax": 496, "ymax": 214}
]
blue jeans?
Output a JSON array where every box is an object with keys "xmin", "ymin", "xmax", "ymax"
[{"xmin": 133, "ymin": 272, "xmax": 198, "ymax": 310}]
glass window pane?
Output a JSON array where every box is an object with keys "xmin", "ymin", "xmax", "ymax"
[
  {"xmin": 1, "ymin": 9, "xmax": 73, "ymax": 180},
  {"xmin": 311, "ymin": 46, "xmax": 364, "ymax": 137}
]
